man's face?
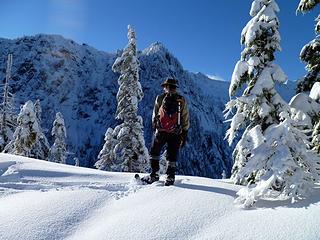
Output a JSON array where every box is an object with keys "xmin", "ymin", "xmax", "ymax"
[{"xmin": 163, "ymin": 85, "xmax": 170, "ymax": 92}]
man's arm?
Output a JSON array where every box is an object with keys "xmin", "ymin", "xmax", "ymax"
[
  {"xmin": 181, "ymin": 97, "xmax": 190, "ymax": 131},
  {"xmin": 180, "ymin": 97, "xmax": 189, "ymax": 147},
  {"xmin": 152, "ymin": 95, "xmax": 163, "ymax": 131}
]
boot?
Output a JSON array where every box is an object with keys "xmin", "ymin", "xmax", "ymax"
[
  {"xmin": 141, "ymin": 158, "xmax": 160, "ymax": 184},
  {"xmin": 165, "ymin": 162, "xmax": 176, "ymax": 186},
  {"xmin": 141, "ymin": 172, "xmax": 159, "ymax": 184},
  {"xmin": 165, "ymin": 175, "xmax": 175, "ymax": 186}
]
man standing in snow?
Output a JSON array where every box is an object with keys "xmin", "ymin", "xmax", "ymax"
[{"xmin": 142, "ymin": 78, "xmax": 189, "ymax": 186}]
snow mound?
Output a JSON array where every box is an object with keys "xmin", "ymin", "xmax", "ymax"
[
  {"xmin": 310, "ymin": 82, "xmax": 320, "ymax": 101},
  {"xmin": 0, "ymin": 153, "xmax": 319, "ymax": 240},
  {"xmin": 289, "ymin": 92, "xmax": 320, "ymax": 118}
]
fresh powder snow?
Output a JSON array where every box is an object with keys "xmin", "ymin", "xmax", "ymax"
[{"xmin": 0, "ymin": 153, "xmax": 319, "ymax": 240}]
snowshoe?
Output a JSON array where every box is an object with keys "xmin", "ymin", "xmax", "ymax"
[
  {"xmin": 135, "ymin": 173, "xmax": 159, "ymax": 185},
  {"xmin": 165, "ymin": 176, "xmax": 175, "ymax": 186}
]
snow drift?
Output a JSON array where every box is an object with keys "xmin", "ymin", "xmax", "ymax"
[{"xmin": 0, "ymin": 154, "xmax": 319, "ymax": 240}]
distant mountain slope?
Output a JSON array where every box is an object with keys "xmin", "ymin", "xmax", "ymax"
[{"xmin": 0, "ymin": 34, "xmax": 296, "ymax": 178}]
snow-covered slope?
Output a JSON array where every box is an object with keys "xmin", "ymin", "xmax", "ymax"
[
  {"xmin": 0, "ymin": 154, "xmax": 319, "ymax": 240},
  {"xmin": 0, "ymin": 34, "xmax": 296, "ymax": 178}
]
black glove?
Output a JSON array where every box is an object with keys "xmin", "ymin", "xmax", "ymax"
[{"xmin": 180, "ymin": 130, "xmax": 188, "ymax": 147}]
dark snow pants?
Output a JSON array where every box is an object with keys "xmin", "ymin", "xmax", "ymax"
[{"xmin": 149, "ymin": 131, "xmax": 181, "ymax": 177}]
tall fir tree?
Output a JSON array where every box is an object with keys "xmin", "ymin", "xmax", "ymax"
[
  {"xmin": 298, "ymin": 0, "xmax": 320, "ymax": 15},
  {"xmin": 34, "ymin": 99, "xmax": 42, "ymax": 125},
  {"xmin": 309, "ymin": 82, "xmax": 320, "ymax": 151},
  {"xmin": 296, "ymin": 0, "xmax": 320, "ymax": 157},
  {"xmin": 95, "ymin": 127, "xmax": 118, "ymax": 170},
  {"xmin": 4, "ymin": 100, "xmax": 50, "ymax": 160},
  {"xmin": 234, "ymin": 112, "xmax": 320, "ymax": 207},
  {"xmin": 96, "ymin": 25, "xmax": 149, "ymax": 172},
  {"xmin": 225, "ymin": 0, "xmax": 288, "ymax": 184},
  {"xmin": 74, "ymin": 157, "xmax": 80, "ymax": 167},
  {"xmin": 312, "ymin": 118, "xmax": 320, "ymax": 153},
  {"xmin": 0, "ymin": 54, "xmax": 16, "ymax": 151},
  {"xmin": 225, "ymin": 0, "xmax": 320, "ymax": 206},
  {"xmin": 31, "ymin": 99, "xmax": 50, "ymax": 159},
  {"xmin": 296, "ymin": 0, "xmax": 320, "ymax": 93},
  {"xmin": 49, "ymin": 112, "xmax": 67, "ymax": 164}
]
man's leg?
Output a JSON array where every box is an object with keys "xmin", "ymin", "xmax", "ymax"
[
  {"xmin": 145, "ymin": 131, "xmax": 166, "ymax": 183},
  {"xmin": 165, "ymin": 134, "xmax": 180, "ymax": 185}
]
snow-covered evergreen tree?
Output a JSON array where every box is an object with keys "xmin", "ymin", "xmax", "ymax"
[
  {"xmin": 290, "ymin": 82, "xmax": 320, "ymax": 152},
  {"xmin": 4, "ymin": 100, "xmax": 50, "ymax": 159},
  {"xmin": 298, "ymin": 0, "xmax": 320, "ymax": 15},
  {"xmin": 159, "ymin": 150, "xmax": 168, "ymax": 174},
  {"xmin": 312, "ymin": 118, "xmax": 320, "ymax": 153},
  {"xmin": 225, "ymin": 0, "xmax": 288, "ymax": 184},
  {"xmin": 95, "ymin": 127, "xmax": 118, "ymax": 170},
  {"xmin": 296, "ymin": 0, "xmax": 320, "ymax": 93},
  {"xmin": 234, "ymin": 112, "xmax": 320, "ymax": 207},
  {"xmin": 225, "ymin": 0, "xmax": 320, "ymax": 206},
  {"xmin": 30, "ymin": 99, "xmax": 50, "ymax": 159},
  {"xmin": 96, "ymin": 25, "xmax": 149, "ymax": 172},
  {"xmin": 221, "ymin": 170, "xmax": 227, "ymax": 179},
  {"xmin": 74, "ymin": 157, "xmax": 79, "ymax": 167},
  {"xmin": 0, "ymin": 54, "xmax": 16, "ymax": 151},
  {"xmin": 34, "ymin": 99, "xmax": 42, "ymax": 125},
  {"xmin": 49, "ymin": 112, "xmax": 67, "ymax": 164}
]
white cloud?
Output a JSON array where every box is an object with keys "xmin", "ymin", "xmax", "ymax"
[{"xmin": 206, "ymin": 74, "xmax": 226, "ymax": 81}]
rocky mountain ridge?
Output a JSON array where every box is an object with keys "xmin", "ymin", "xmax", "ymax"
[{"xmin": 0, "ymin": 34, "xmax": 296, "ymax": 178}]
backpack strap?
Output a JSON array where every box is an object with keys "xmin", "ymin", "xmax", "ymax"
[
  {"xmin": 177, "ymin": 95, "xmax": 185, "ymax": 129},
  {"xmin": 177, "ymin": 98, "xmax": 182, "ymax": 127}
]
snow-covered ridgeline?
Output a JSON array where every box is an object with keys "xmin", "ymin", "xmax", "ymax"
[{"xmin": 0, "ymin": 34, "xmax": 296, "ymax": 178}]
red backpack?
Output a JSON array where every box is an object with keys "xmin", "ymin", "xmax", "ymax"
[{"xmin": 158, "ymin": 93, "xmax": 183, "ymax": 133}]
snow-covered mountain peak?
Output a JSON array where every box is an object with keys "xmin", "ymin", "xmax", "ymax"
[
  {"xmin": 140, "ymin": 41, "xmax": 184, "ymax": 77},
  {"xmin": 142, "ymin": 41, "xmax": 168, "ymax": 55},
  {"xmin": 0, "ymin": 34, "xmax": 296, "ymax": 178}
]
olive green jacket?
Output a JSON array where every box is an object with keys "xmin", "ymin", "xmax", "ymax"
[{"xmin": 152, "ymin": 92, "xmax": 190, "ymax": 132}]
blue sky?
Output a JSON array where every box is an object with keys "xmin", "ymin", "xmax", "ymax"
[{"xmin": 0, "ymin": 0, "xmax": 319, "ymax": 81}]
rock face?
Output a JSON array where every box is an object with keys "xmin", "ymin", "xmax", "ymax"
[{"xmin": 0, "ymin": 34, "xmax": 296, "ymax": 178}]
